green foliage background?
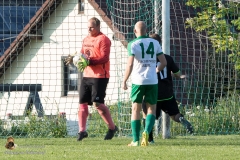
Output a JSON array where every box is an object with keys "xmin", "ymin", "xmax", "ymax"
[{"xmin": 185, "ymin": 0, "xmax": 240, "ymax": 70}]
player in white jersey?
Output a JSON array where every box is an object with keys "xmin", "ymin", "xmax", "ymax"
[{"xmin": 122, "ymin": 21, "xmax": 167, "ymax": 146}]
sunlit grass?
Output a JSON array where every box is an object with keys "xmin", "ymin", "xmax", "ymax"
[{"xmin": 1, "ymin": 135, "xmax": 240, "ymax": 160}]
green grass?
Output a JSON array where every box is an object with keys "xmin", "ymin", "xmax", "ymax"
[{"xmin": 1, "ymin": 135, "xmax": 240, "ymax": 160}]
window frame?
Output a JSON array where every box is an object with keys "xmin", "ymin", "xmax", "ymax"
[
  {"xmin": 78, "ymin": 0, "xmax": 84, "ymax": 14},
  {"xmin": 62, "ymin": 56, "xmax": 81, "ymax": 96}
]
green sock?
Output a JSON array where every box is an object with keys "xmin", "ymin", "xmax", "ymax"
[
  {"xmin": 145, "ymin": 114, "xmax": 156, "ymax": 134},
  {"xmin": 131, "ymin": 120, "xmax": 141, "ymax": 142}
]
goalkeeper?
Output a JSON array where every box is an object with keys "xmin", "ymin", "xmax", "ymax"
[
  {"xmin": 65, "ymin": 17, "xmax": 118, "ymax": 141},
  {"xmin": 142, "ymin": 33, "xmax": 194, "ymax": 144}
]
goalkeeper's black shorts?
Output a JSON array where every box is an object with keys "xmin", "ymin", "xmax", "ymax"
[{"xmin": 79, "ymin": 77, "xmax": 109, "ymax": 105}]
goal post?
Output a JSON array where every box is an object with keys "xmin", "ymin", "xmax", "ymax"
[
  {"xmin": 108, "ymin": 0, "xmax": 240, "ymax": 137},
  {"xmin": 1, "ymin": 0, "xmax": 240, "ymax": 138},
  {"xmin": 161, "ymin": 0, "xmax": 171, "ymax": 139}
]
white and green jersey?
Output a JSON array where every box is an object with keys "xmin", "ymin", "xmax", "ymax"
[{"xmin": 127, "ymin": 35, "xmax": 163, "ymax": 85}]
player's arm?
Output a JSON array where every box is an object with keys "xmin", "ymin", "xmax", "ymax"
[
  {"xmin": 64, "ymin": 55, "xmax": 73, "ymax": 65},
  {"xmin": 65, "ymin": 37, "xmax": 87, "ymax": 66},
  {"xmin": 64, "ymin": 51, "xmax": 77, "ymax": 65},
  {"xmin": 156, "ymin": 53, "xmax": 167, "ymax": 72},
  {"xmin": 122, "ymin": 55, "xmax": 134, "ymax": 90},
  {"xmin": 88, "ymin": 38, "xmax": 111, "ymax": 65},
  {"xmin": 172, "ymin": 71, "xmax": 187, "ymax": 79},
  {"xmin": 68, "ymin": 41, "xmax": 89, "ymax": 72},
  {"xmin": 169, "ymin": 55, "xmax": 181, "ymax": 78},
  {"xmin": 172, "ymin": 71, "xmax": 181, "ymax": 78}
]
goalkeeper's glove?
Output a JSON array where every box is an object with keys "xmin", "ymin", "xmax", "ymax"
[
  {"xmin": 65, "ymin": 52, "xmax": 89, "ymax": 72},
  {"xmin": 77, "ymin": 56, "xmax": 89, "ymax": 72}
]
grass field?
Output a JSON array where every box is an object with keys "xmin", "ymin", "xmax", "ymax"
[{"xmin": 1, "ymin": 135, "xmax": 240, "ymax": 160}]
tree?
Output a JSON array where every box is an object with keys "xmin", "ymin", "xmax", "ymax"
[{"xmin": 185, "ymin": 0, "xmax": 240, "ymax": 70}]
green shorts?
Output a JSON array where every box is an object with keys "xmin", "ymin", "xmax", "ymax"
[{"xmin": 131, "ymin": 84, "xmax": 158, "ymax": 105}]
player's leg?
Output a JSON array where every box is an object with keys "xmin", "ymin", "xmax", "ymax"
[
  {"xmin": 171, "ymin": 113, "xmax": 193, "ymax": 134},
  {"xmin": 162, "ymin": 97, "xmax": 194, "ymax": 134},
  {"xmin": 141, "ymin": 103, "xmax": 156, "ymax": 146},
  {"xmin": 153, "ymin": 101, "xmax": 162, "ymax": 139},
  {"xmin": 142, "ymin": 98, "xmax": 155, "ymax": 144},
  {"xmin": 77, "ymin": 77, "xmax": 91, "ymax": 141},
  {"xmin": 128, "ymin": 84, "xmax": 144, "ymax": 146},
  {"xmin": 142, "ymin": 99, "xmax": 147, "ymax": 132},
  {"xmin": 141, "ymin": 84, "xmax": 158, "ymax": 146},
  {"xmin": 142, "ymin": 99, "xmax": 154, "ymax": 143},
  {"xmin": 128, "ymin": 102, "xmax": 142, "ymax": 146},
  {"xmin": 142, "ymin": 100, "xmax": 162, "ymax": 144},
  {"xmin": 92, "ymin": 78, "xmax": 118, "ymax": 140}
]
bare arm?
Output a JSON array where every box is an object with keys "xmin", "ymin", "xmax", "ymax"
[
  {"xmin": 171, "ymin": 71, "xmax": 181, "ymax": 78},
  {"xmin": 156, "ymin": 54, "xmax": 167, "ymax": 72},
  {"xmin": 122, "ymin": 56, "xmax": 134, "ymax": 90},
  {"xmin": 65, "ymin": 51, "xmax": 78, "ymax": 65}
]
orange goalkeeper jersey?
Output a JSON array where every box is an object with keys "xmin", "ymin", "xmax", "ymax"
[{"xmin": 80, "ymin": 32, "xmax": 111, "ymax": 78}]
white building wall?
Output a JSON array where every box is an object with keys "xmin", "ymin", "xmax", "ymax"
[{"xmin": 0, "ymin": 0, "xmax": 128, "ymax": 128}]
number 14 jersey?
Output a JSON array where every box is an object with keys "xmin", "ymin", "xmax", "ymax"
[{"xmin": 127, "ymin": 35, "xmax": 163, "ymax": 85}]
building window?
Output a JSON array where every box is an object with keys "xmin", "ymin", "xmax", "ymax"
[
  {"xmin": 62, "ymin": 56, "xmax": 81, "ymax": 96},
  {"xmin": 78, "ymin": 0, "xmax": 84, "ymax": 14}
]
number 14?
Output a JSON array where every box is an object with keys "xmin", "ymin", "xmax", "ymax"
[{"xmin": 139, "ymin": 42, "xmax": 154, "ymax": 58}]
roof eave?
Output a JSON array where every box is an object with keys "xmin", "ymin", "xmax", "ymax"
[{"xmin": 0, "ymin": 0, "xmax": 63, "ymax": 78}]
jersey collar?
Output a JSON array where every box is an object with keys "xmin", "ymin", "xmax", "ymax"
[{"xmin": 137, "ymin": 35, "xmax": 149, "ymax": 39}]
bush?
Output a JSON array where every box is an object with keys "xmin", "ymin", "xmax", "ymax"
[
  {"xmin": 0, "ymin": 114, "xmax": 67, "ymax": 138},
  {"xmin": 171, "ymin": 92, "xmax": 240, "ymax": 136}
]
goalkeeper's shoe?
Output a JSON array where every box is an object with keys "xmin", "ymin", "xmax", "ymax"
[
  {"xmin": 77, "ymin": 131, "xmax": 88, "ymax": 141},
  {"xmin": 128, "ymin": 141, "xmax": 139, "ymax": 147},
  {"xmin": 104, "ymin": 126, "xmax": 118, "ymax": 140},
  {"xmin": 141, "ymin": 131, "xmax": 149, "ymax": 146},
  {"xmin": 179, "ymin": 117, "xmax": 194, "ymax": 134}
]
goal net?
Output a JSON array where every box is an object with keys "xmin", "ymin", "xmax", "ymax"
[
  {"xmin": 106, "ymin": 0, "xmax": 160, "ymax": 136},
  {"xmin": 0, "ymin": 0, "xmax": 240, "ymax": 138},
  {"xmin": 108, "ymin": 0, "xmax": 240, "ymax": 136}
]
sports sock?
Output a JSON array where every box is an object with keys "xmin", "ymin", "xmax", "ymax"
[
  {"xmin": 145, "ymin": 114, "xmax": 156, "ymax": 134},
  {"xmin": 131, "ymin": 120, "xmax": 141, "ymax": 142},
  {"xmin": 143, "ymin": 118, "xmax": 153, "ymax": 141},
  {"xmin": 179, "ymin": 116, "xmax": 191, "ymax": 126},
  {"xmin": 78, "ymin": 104, "xmax": 88, "ymax": 132},
  {"xmin": 97, "ymin": 104, "xmax": 115, "ymax": 130}
]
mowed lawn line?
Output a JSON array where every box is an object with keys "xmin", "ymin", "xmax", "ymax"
[{"xmin": 0, "ymin": 135, "xmax": 240, "ymax": 160}]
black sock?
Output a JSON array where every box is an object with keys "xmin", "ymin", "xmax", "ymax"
[{"xmin": 149, "ymin": 129, "xmax": 153, "ymax": 142}]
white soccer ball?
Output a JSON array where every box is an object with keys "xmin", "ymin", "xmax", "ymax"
[{"xmin": 73, "ymin": 53, "xmax": 87, "ymax": 66}]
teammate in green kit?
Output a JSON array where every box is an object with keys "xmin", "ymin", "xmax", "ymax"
[{"xmin": 122, "ymin": 21, "xmax": 167, "ymax": 146}]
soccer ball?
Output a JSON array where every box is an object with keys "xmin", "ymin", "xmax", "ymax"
[{"xmin": 73, "ymin": 53, "xmax": 87, "ymax": 66}]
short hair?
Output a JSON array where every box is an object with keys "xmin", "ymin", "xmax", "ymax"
[
  {"xmin": 149, "ymin": 33, "xmax": 161, "ymax": 44},
  {"xmin": 89, "ymin": 17, "xmax": 100, "ymax": 26}
]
